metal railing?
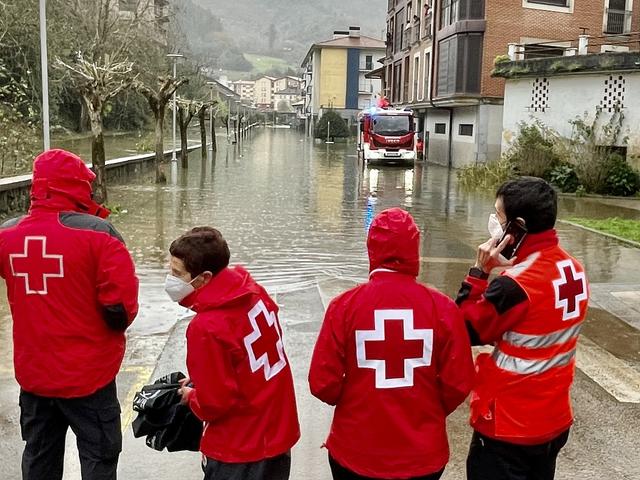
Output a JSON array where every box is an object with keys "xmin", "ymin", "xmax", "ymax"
[{"xmin": 604, "ymin": 9, "xmax": 632, "ymax": 35}]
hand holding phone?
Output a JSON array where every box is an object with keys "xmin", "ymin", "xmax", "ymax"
[{"xmin": 499, "ymin": 220, "xmax": 528, "ymax": 260}]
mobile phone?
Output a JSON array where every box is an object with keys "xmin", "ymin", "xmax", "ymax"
[{"xmin": 499, "ymin": 220, "xmax": 528, "ymax": 260}]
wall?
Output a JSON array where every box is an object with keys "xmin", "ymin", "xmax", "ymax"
[
  {"xmin": 451, "ymin": 106, "xmax": 478, "ymax": 167},
  {"xmin": 254, "ymin": 77, "xmax": 273, "ymax": 107},
  {"xmin": 425, "ymin": 109, "xmax": 451, "ymax": 166},
  {"xmin": 319, "ymin": 48, "xmax": 348, "ymax": 109},
  {"xmin": 502, "ymin": 71, "xmax": 640, "ymax": 159},
  {"xmin": 0, "ymin": 146, "xmax": 203, "ymax": 217},
  {"xmin": 482, "ymin": 0, "xmax": 640, "ymax": 98}
]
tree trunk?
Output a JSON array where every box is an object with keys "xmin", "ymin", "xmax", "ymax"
[
  {"xmin": 154, "ymin": 106, "xmax": 166, "ymax": 183},
  {"xmin": 87, "ymin": 99, "xmax": 107, "ymax": 204},
  {"xmin": 199, "ymin": 107, "xmax": 207, "ymax": 161},
  {"xmin": 91, "ymin": 126, "xmax": 107, "ymax": 205},
  {"xmin": 211, "ymin": 115, "xmax": 217, "ymax": 152},
  {"xmin": 178, "ymin": 107, "xmax": 189, "ymax": 168},
  {"xmin": 225, "ymin": 114, "xmax": 229, "ymax": 141}
]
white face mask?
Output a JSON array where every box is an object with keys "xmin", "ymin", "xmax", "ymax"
[
  {"xmin": 164, "ymin": 274, "xmax": 196, "ymax": 302},
  {"xmin": 488, "ymin": 213, "xmax": 504, "ymax": 240}
]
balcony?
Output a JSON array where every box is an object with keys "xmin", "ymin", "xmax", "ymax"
[
  {"xmin": 422, "ymin": 13, "xmax": 433, "ymax": 39},
  {"xmin": 604, "ymin": 9, "xmax": 632, "ymax": 35},
  {"xmin": 412, "ymin": 20, "xmax": 421, "ymax": 44}
]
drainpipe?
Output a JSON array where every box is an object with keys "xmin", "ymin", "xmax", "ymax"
[{"xmin": 427, "ymin": 0, "xmax": 454, "ymax": 168}]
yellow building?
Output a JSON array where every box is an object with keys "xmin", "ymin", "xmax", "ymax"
[{"xmin": 301, "ymin": 27, "xmax": 385, "ymax": 133}]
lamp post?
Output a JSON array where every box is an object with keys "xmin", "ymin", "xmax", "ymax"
[
  {"xmin": 167, "ymin": 53, "xmax": 184, "ymax": 161},
  {"xmin": 39, "ymin": 0, "xmax": 50, "ymax": 150}
]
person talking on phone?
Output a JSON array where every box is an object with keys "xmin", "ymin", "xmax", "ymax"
[{"xmin": 456, "ymin": 177, "xmax": 589, "ymax": 480}]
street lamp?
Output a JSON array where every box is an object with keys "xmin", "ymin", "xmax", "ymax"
[
  {"xmin": 206, "ymin": 81, "xmax": 216, "ymax": 150},
  {"xmin": 167, "ymin": 53, "xmax": 184, "ymax": 162},
  {"xmin": 39, "ymin": 0, "xmax": 50, "ymax": 150}
]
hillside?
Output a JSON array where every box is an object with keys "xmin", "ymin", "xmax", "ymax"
[{"xmin": 191, "ymin": 0, "xmax": 387, "ymax": 65}]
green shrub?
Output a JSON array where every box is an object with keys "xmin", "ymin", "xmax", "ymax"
[
  {"xmin": 504, "ymin": 122, "xmax": 560, "ymax": 178},
  {"xmin": 457, "ymin": 157, "xmax": 516, "ymax": 191},
  {"xmin": 549, "ymin": 162, "xmax": 580, "ymax": 193},
  {"xmin": 603, "ymin": 153, "xmax": 640, "ymax": 197},
  {"xmin": 315, "ymin": 110, "xmax": 350, "ymax": 139}
]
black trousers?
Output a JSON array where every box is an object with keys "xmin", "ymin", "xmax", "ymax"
[
  {"xmin": 19, "ymin": 381, "xmax": 122, "ymax": 480},
  {"xmin": 203, "ymin": 452, "xmax": 291, "ymax": 480},
  {"xmin": 466, "ymin": 429, "xmax": 570, "ymax": 480},
  {"xmin": 329, "ymin": 454, "xmax": 444, "ymax": 480}
]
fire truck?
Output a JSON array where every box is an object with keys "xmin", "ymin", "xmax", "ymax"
[{"xmin": 357, "ymin": 107, "xmax": 416, "ymax": 165}]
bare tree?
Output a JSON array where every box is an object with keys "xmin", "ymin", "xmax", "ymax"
[
  {"xmin": 135, "ymin": 76, "xmax": 188, "ymax": 182},
  {"xmin": 197, "ymin": 102, "xmax": 218, "ymax": 161},
  {"xmin": 177, "ymin": 100, "xmax": 198, "ymax": 168},
  {"xmin": 55, "ymin": 55, "xmax": 135, "ymax": 203}
]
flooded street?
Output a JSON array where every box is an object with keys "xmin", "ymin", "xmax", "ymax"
[{"xmin": 1, "ymin": 129, "xmax": 639, "ymax": 479}]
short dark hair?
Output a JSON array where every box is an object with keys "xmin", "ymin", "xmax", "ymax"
[
  {"xmin": 169, "ymin": 227, "xmax": 230, "ymax": 278},
  {"xmin": 496, "ymin": 177, "xmax": 557, "ymax": 233}
]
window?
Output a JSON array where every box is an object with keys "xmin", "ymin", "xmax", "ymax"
[
  {"xmin": 407, "ymin": 1, "xmax": 413, "ymax": 21},
  {"xmin": 459, "ymin": 124, "xmax": 474, "ymax": 136},
  {"xmin": 403, "ymin": 56, "xmax": 410, "ymax": 103},
  {"xmin": 440, "ymin": 0, "xmax": 484, "ymax": 27},
  {"xmin": 435, "ymin": 123, "xmax": 446, "ymax": 134},
  {"xmin": 366, "ymin": 55, "xmax": 374, "ymax": 70},
  {"xmin": 527, "ymin": 0, "xmax": 568, "ymax": 6},
  {"xmin": 413, "ymin": 56, "xmax": 420, "ymax": 101},
  {"xmin": 395, "ymin": 10, "xmax": 404, "ymax": 53},
  {"xmin": 436, "ymin": 33, "xmax": 483, "ymax": 97},
  {"xmin": 373, "ymin": 116, "xmax": 411, "ymax": 135},
  {"xmin": 423, "ymin": 52, "xmax": 431, "ymax": 100}
]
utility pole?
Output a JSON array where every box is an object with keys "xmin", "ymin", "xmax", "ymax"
[{"xmin": 39, "ymin": 0, "xmax": 50, "ymax": 150}]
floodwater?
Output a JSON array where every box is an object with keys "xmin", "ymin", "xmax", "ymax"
[{"xmin": 0, "ymin": 128, "xmax": 639, "ymax": 479}]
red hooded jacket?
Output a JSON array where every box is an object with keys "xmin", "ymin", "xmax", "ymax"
[
  {"xmin": 309, "ymin": 208, "xmax": 474, "ymax": 478},
  {"xmin": 181, "ymin": 265, "xmax": 300, "ymax": 463},
  {"xmin": 0, "ymin": 149, "xmax": 139, "ymax": 398}
]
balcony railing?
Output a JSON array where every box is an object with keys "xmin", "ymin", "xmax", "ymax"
[
  {"xmin": 413, "ymin": 20, "xmax": 421, "ymax": 43},
  {"xmin": 604, "ymin": 9, "xmax": 632, "ymax": 35},
  {"xmin": 422, "ymin": 13, "xmax": 433, "ymax": 39}
]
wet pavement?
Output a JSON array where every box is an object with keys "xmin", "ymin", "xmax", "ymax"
[{"xmin": 0, "ymin": 129, "xmax": 639, "ymax": 479}]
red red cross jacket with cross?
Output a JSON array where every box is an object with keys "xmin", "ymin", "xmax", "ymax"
[
  {"xmin": 456, "ymin": 229, "xmax": 589, "ymax": 445},
  {"xmin": 308, "ymin": 208, "xmax": 475, "ymax": 479},
  {"xmin": 181, "ymin": 265, "xmax": 300, "ymax": 463},
  {"xmin": 0, "ymin": 149, "xmax": 139, "ymax": 398}
]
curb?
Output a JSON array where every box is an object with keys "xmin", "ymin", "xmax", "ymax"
[{"xmin": 559, "ymin": 219, "xmax": 640, "ymax": 249}]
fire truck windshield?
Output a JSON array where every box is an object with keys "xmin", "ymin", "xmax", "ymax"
[{"xmin": 372, "ymin": 115, "xmax": 411, "ymax": 136}]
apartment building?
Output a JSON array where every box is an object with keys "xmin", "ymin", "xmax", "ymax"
[
  {"xmin": 254, "ymin": 76, "xmax": 277, "ymax": 110},
  {"xmin": 301, "ymin": 27, "xmax": 386, "ymax": 132},
  {"xmin": 232, "ymin": 80, "xmax": 256, "ymax": 101},
  {"xmin": 117, "ymin": 0, "xmax": 170, "ymax": 42},
  {"xmin": 383, "ymin": 0, "xmax": 639, "ymax": 167}
]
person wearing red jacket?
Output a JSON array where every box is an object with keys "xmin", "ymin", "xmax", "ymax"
[
  {"xmin": 166, "ymin": 227, "xmax": 300, "ymax": 480},
  {"xmin": 309, "ymin": 208, "xmax": 475, "ymax": 480},
  {"xmin": 456, "ymin": 177, "xmax": 589, "ymax": 480},
  {"xmin": 0, "ymin": 149, "xmax": 139, "ymax": 480}
]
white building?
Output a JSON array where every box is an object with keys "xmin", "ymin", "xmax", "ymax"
[
  {"xmin": 253, "ymin": 76, "xmax": 277, "ymax": 110},
  {"xmin": 496, "ymin": 51, "xmax": 640, "ymax": 167},
  {"xmin": 232, "ymin": 80, "xmax": 256, "ymax": 101}
]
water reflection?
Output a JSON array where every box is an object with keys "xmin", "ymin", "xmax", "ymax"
[{"xmin": 68, "ymin": 128, "xmax": 636, "ymax": 331}]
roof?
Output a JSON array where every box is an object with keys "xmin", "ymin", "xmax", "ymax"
[
  {"xmin": 276, "ymin": 75, "xmax": 302, "ymax": 82},
  {"xmin": 302, "ymin": 34, "xmax": 386, "ymax": 66},
  {"xmin": 365, "ymin": 66, "xmax": 385, "ymax": 79},
  {"xmin": 255, "ymin": 75, "xmax": 277, "ymax": 82},
  {"xmin": 274, "ymin": 87, "xmax": 302, "ymax": 95}
]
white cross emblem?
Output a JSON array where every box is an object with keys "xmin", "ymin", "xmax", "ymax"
[
  {"xmin": 356, "ymin": 309, "xmax": 433, "ymax": 389},
  {"xmin": 244, "ymin": 300, "xmax": 287, "ymax": 381},
  {"xmin": 9, "ymin": 236, "xmax": 64, "ymax": 295},
  {"xmin": 553, "ymin": 259, "xmax": 588, "ymax": 321}
]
